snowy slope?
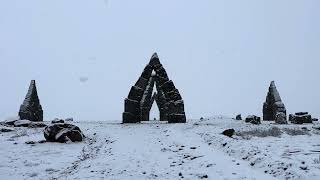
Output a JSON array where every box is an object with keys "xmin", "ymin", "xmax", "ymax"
[{"xmin": 0, "ymin": 118, "xmax": 320, "ymax": 180}]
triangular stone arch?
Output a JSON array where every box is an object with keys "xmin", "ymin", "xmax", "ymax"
[{"xmin": 123, "ymin": 53, "xmax": 186, "ymax": 123}]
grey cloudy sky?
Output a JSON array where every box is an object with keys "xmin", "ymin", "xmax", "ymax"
[{"xmin": 0, "ymin": 0, "xmax": 319, "ymax": 121}]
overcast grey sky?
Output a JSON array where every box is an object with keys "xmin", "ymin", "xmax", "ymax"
[{"xmin": 0, "ymin": 0, "xmax": 319, "ymax": 121}]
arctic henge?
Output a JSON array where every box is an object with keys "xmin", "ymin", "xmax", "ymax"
[{"xmin": 123, "ymin": 53, "xmax": 186, "ymax": 123}]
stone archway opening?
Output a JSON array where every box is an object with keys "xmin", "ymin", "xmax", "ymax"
[{"xmin": 122, "ymin": 53, "xmax": 186, "ymax": 124}]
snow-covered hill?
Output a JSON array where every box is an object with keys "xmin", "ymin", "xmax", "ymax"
[{"xmin": 1, "ymin": 117, "xmax": 320, "ymax": 180}]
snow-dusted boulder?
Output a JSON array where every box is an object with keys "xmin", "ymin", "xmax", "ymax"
[
  {"xmin": 3, "ymin": 116, "xmax": 20, "ymax": 126},
  {"xmin": 291, "ymin": 112, "xmax": 313, "ymax": 124},
  {"xmin": 275, "ymin": 112, "xmax": 287, "ymax": 124},
  {"xmin": 44, "ymin": 123, "xmax": 84, "ymax": 143},
  {"xmin": 52, "ymin": 118, "xmax": 65, "ymax": 124},
  {"xmin": 14, "ymin": 120, "xmax": 32, "ymax": 127},
  {"xmin": 13, "ymin": 120, "xmax": 46, "ymax": 128},
  {"xmin": 245, "ymin": 115, "xmax": 261, "ymax": 125}
]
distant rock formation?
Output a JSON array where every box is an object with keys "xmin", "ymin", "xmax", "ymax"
[
  {"xmin": 263, "ymin": 81, "xmax": 287, "ymax": 122},
  {"xmin": 19, "ymin": 80, "xmax": 43, "ymax": 122},
  {"xmin": 123, "ymin": 53, "xmax": 186, "ymax": 123},
  {"xmin": 245, "ymin": 115, "xmax": 261, "ymax": 125}
]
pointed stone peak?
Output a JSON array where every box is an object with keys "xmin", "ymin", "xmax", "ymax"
[
  {"xmin": 151, "ymin": 52, "xmax": 159, "ymax": 59},
  {"xmin": 149, "ymin": 53, "xmax": 161, "ymax": 67},
  {"xmin": 24, "ymin": 80, "xmax": 39, "ymax": 103},
  {"xmin": 270, "ymin": 81, "xmax": 276, "ymax": 88},
  {"xmin": 19, "ymin": 80, "xmax": 43, "ymax": 122}
]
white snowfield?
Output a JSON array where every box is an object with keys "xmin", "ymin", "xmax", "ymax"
[{"xmin": 1, "ymin": 117, "xmax": 320, "ymax": 180}]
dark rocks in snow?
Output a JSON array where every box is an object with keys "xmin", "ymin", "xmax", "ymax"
[
  {"xmin": 312, "ymin": 118, "xmax": 319, "ymax": 122},
  {"xmin": 13, "ymin": 120, "xmax": 46, "ymax": 128},
  {"xmin": 236, "ymin": 114, "xmax": 242, "ymax": 120},
  {"xmin": 275, "ymin": 112, "xmax": 288, "ymax": 124},
  {"xmin": 19, "ymin": 80, "xmax": 43, "ymax": 122},
  {"xmin": 0, "ymin": 128, "xmax": 14, "ymax": 132},
  {"xmin": 263, "ymin": 81, "xmax": 287, "ymax": 122},
  {"xmin": 3, "ymin": 116, "xmax": 20, "ymax": 126},
  {"xmin": 123, "ymin": 53, "xmax": 186, "ymax": 123},
  {"xmin": 291, "ymin": 112, "xmax": 313, "ymax": 124},
  {"xmin": 52, "ymin": 118, "xmax": 65, "ymax": 124},
  {"xmin": 44, "ymin": 123, "xmax": 84, "ymax": 143},
  {"xmin": 245, "ymin": 115, "xmax": 261, "ymax": 125},
  {"xmin": 222, "ymin": 129, "xmax": 235, "ymax": 138}
]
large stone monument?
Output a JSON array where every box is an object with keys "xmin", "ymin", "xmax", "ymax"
[
  {"xmin": 123, "ymin": 53, "xmax": 186, "ymax": 123},
  {"xmin": 19, "ymin": 80, "xmax": 43, "ymax": 122},
  {"xmin": 263, "ymin": 81, "xmax": 287, "ymax": 122}
]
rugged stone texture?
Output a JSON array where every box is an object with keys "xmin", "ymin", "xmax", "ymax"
[
  {"xmin": 13, "ymin": 120, "xmax": 46, "ymax": 128},
  {"xmin": 275, "ymin": 112, "xmax": 288, "ymax": 124},
  {"xmin": 19, "ymin": 80, "xmax": 43, "ymax": 122},
  {"xmin": 141, "ymin": 76, "xmax": 156, "ymax": 121},
  {"xmin": 291, "ymin": 112, "xmax": 313, "ymax": 124},
  {"xmin": 123, "ymin": 53, "xmax": 186, "ymax": 123},
  {"xmin": 44, "ymin": 123, "xmax": 84, "ymax": 143},
  {"xmin": 245, "ymin": 115, "xmax": 261, "ymax": 125},
  {"xmin": 263, "ymin": 81, "xmax": 286, "ymax": 121},
  {"xmin": 236, "ymin": 114, "xmax": 242, "ymax": 120}
]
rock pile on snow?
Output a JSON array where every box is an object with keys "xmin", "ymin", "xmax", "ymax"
[
  {"xmin": 44, "ymin": 123, "xmax": 84, "ymax": 143},
  {"xmin": 18, "ymin": 80, "xmax": 43, "ymax": 122},
  {"xmin": 263, "ymin": 81, "xmax": 287, "ymax": 123},
  {"xmin": 245, "ymin": 115, "xmax": 261, "ymax": 125},
  {"xmin": 2, "ymin": 116, "xmax": 46, "ymax": 128},
  {"xmin": 289, "ymin": 112, "xmax": 313, "ymax": 124},
  {"xmin": 123, "ymin": 53, "xmax": 186, "ymax": 123}
]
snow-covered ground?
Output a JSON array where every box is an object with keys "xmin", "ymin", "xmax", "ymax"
[{"xmin": 1, "ymin": 117, "xmax": 320, "ymax": 180}]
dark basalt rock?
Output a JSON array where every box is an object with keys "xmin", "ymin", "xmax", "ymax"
[
  {"xmin": 19, "ymin": 80, "xmax": 43, "ymax": 122},
  {"xmin": 222, "ymin": 129, "xmax": 235, "ymax": 138},
  {"xmin": 123, "ymin": 53, "xmax": 186, "ymax": 123},
  {"xmin": 291, "ymin": 112, "xmax": 313, "ymax": 124},
  {"xmin": 275, "ymin": 112, "xmax": 288, "ymax": 124},
  {"xmin": 263, "ymin": 81, "xmax": 287, "ymax": 122},
  {"xmin": 245, "ymin": 115, "xmax": 261, "ymax": 125},
  {"xmin": 44, "ymin": 123, "xmax": 84, "ymax": 143},
  {"xmin": 52, "ymin": 119, "xmax": 65, "ymax": 124},
  {"xmin": 236, "ymin": 114, "xmax": 242, "ymax": 120}
]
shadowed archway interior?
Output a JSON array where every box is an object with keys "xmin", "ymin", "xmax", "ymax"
[{"xmin": 122, "ymin": 53, "xmax": 186, "ymax": 123}]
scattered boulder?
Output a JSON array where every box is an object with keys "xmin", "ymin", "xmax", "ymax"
[
  {"xmin": 13, "ymin": 120, "xmax": 46, "ymax": 128},
  {"xmin": 245, "ymin": 115, "xmax": 261, "ymax": 125},
  {"xmin": 52, "ymin": 118, "xmax": 65, "ymax": 124},
  {"xmin": 19, "ymin": 80, "xmax": 43, "ymax": 122},
  {"xmin": 222, "ymin": 129, "xmax": 235, "ymax": 138},
  {"xmin": 14, "ymin": 120, "xmax": 32, "ymax": 127},
  {"xmin": 0, "ymin": 128, "xmax": 14, "ymax": 132},
  {"xmin": 312, "ymin": 118, "xmax": 319, "ymax": 122},
  {"xmin": 291, "ymin": 112, "xmax": 313, "ymax": 124},
  {"xmin": 236, "ymin": 114, "xmax": 242, "ymax": 120},
  {"xmin": 275, "ymin": 112, "xmax": 288, "ymax": 124},
  {"xmin": 44, "ymin": 123, "xmax": 84, "ymax": 143},
  {"xmin": 263, "ymin": 81, "xmax": 287, "ymax": 121},
  {"xmin": 3, "ymin": 116, "xmax": 20, "ymax": 126}
]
